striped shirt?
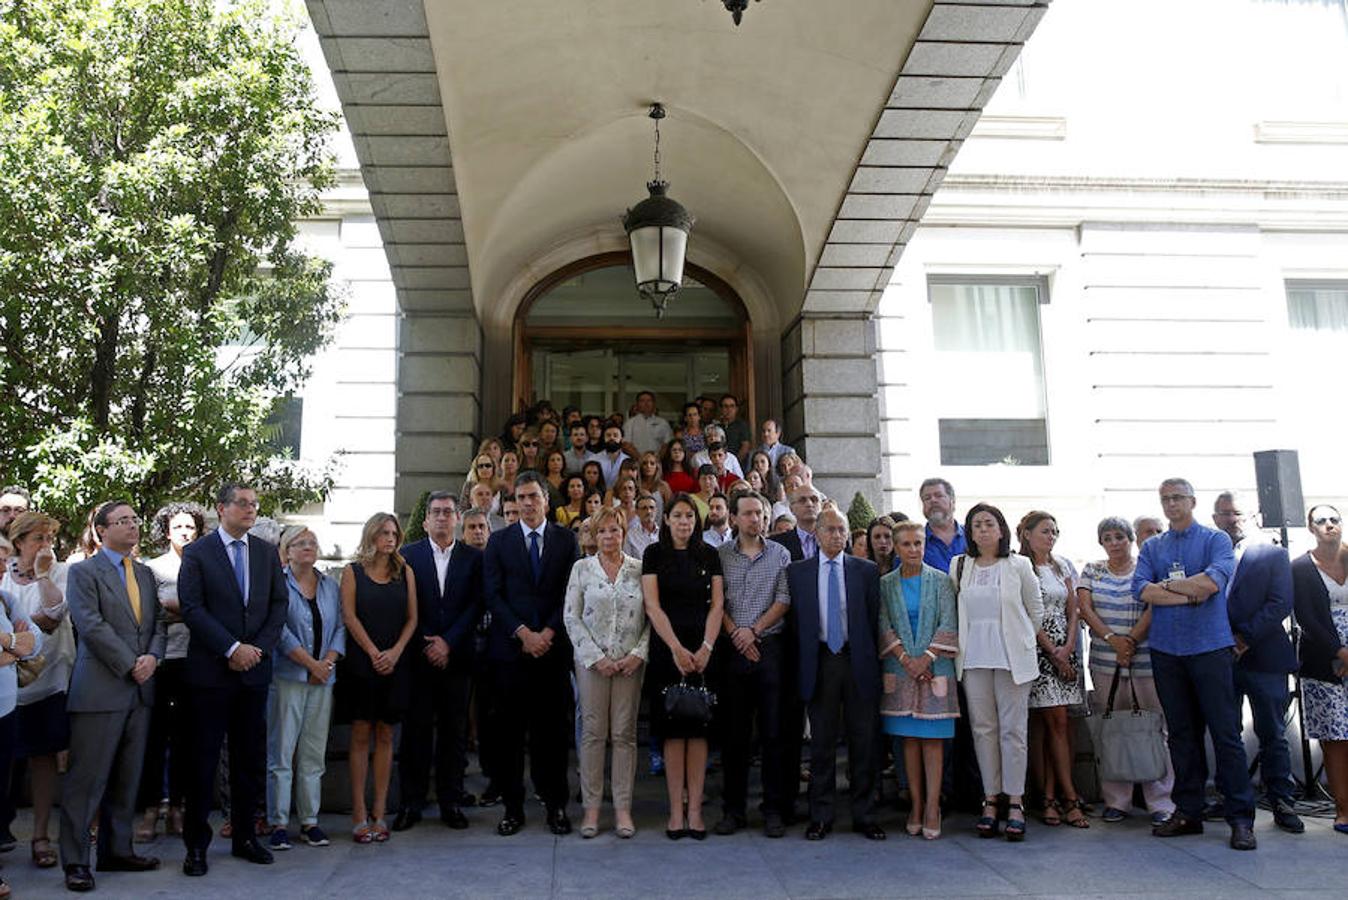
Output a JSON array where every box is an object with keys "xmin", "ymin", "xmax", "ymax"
[
  {"xmin": 1080, "ymin": 560, "xmax": 1152, "ymax": 675},
  {"xmin": 717, "ymin": 538, "xmax": 792, "ymax": 635}
]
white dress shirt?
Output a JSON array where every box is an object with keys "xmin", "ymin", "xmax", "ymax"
[
  {"xmin": 816, "ymin": 551, "xmax": 849, "ymax": 644},
  {"xmin": 430, "ymin": 537, "xmax": 454, "ymax": 593}
]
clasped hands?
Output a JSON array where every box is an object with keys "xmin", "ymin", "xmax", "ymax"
[
  {"xmin": 899, "ymin": 649, "xmax": 933, "ymax": 682},
  {"xmin": 731, "ymin": 626, "xmax": 760, "ymax": 662},
  {"xmin": 131, "ymin": 654, "xmax": 158, "ymax": 684},
  {"xmin": 228, "ymin": 643, "xmax": 264, "ymax": 672},
  {"xmin": 517, "ymin": 626, "xmax": 555, "ymax": 658},
  {"xmin": 592, "ymin": 654, "xmax": 642, "ymax": 678},
  {"xmin": 673, "ymin": 642, "xmax": 710, "ymax": 676}
]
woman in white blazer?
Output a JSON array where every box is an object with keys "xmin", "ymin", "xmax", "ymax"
[{"xmin": 951, "ymin": 503, "xmax": 1044, "ymax": 842}]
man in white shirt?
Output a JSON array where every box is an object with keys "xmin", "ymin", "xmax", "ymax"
[
  {"xmin": 623, "ymin": 494, "xmax": 661, "ymax": 560},
  {"xmin": 702, "ymin": 494, "xmax": 732, "ymax": 548},
  {"xmin": 596, "ymin": 422, "xmax": 630, "ymax": 488},
  {"xmin": 623, "ymin": 391, "xmax": 673, "ymax": 456}
]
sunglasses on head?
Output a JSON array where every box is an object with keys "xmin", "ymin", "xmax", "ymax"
[{"xmin": 1312, "ymin": 516, "xmax": 1341, "ymax": 527}]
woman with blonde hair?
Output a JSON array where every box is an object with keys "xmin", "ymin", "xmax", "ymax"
[
  {"xmin": 476, "ymin": 436, "xmax": 504, "ymax": 465},
  {"xmin": 564, "ymin": 507, "xmax": 648, "ymax": 838},
  {"xmin": 339, "ymin": 514, "xmax": 417, "ymax": 843},
  {"xmin": 637, "ymin": 451, "xmax": 671, "ymax": 518},
  {"xmin": 0, "ymin": 511, "xmax": 72, "ymax": 866}
]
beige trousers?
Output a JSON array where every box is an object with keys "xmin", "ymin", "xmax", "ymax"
[
  {"xmin": 963, "ymin": 667, "xmax": 1032, "ymax": 796},
  {"xmin": 574, "ymin": 660, "xmax": 645, "ymax": 810}
]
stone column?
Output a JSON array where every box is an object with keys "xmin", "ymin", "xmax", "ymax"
[
  {"xmin": 395, "ymin": 307, "xmax": 482, "ymax": 515},
  {"xmin": 782, "ymin": 313, "xmax": 882, "ymax": 508}
]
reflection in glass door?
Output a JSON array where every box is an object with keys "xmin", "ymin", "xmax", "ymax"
[{"xmin": 533, "ymin": 345, "xmax": 730, "ymax": 418}]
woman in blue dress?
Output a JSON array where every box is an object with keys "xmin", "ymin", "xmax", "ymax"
[{"xmin": 878, "ymin": 520, "xmax": 959, "ymax": 840}]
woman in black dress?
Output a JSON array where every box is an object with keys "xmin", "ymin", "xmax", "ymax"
[
  {"xmin": 340, "ymin": 513, "xmax": 417, "ymax": 844},
  {"xmin": 641, "ymin": 494, "xmax": 724, "ymax": 840}
]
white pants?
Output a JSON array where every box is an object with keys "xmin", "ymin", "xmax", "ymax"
[
  {"xmin": 1088, "ymin": 667, "xmax": 1176, "ymax": 815},
  {"xmin": 963, "ymin": 667, "xmax": 1032, "ymax": 796},
  {"xmin": 266, "ymin": 679, "xmax": 334, "ymax": 827}
]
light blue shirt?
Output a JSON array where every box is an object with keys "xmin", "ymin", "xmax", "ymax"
[
  {"xmin": 274, "ymin": 567, "xmax": 346, "ymax": 684},
  {"xmin": 218, "ymin": 527, "xmax": 250, "ymax": 606},
  {"xmin": 0, "ymin": 589, "xmax": 43, "ymax": 717},
  {"xmin": 597, "ymin": 451, "xmax": 631, "ymax": 489},
  {"xmin": 1132, "ymin": 521, "xmax": 1236, "ymax": 656},
  {"xmin": 816, "ymin": 552, "xmax": 849, "ymax": 643}
]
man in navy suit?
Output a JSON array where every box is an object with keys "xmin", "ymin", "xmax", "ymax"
[
  {"xmin": 177, "ymin": 483, "xmax": 288, "ymax": 876},
  {"xmin": 1212, "ymin": 491, "xmax": 1304, "ymax": 833},
  {"xmin": 394, "ymin": 491, "xmax": 483, "ymax": 832},
  {"xmin": 786, "ymin": 508, "xmax": 885, "ymax": 841},
  {"xmin": 483, "ymin": 470, "xmax": 580, "ymax": 836}
]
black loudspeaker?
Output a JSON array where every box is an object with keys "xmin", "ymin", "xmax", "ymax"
[{"xmin": 1253, "ymin": 449, "xmax": 1305, "ymax": 528}]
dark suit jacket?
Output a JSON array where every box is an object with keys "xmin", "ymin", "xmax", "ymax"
[
  {"xmin": 1227, "ymin": 542, "xmax": 1296, "ymax": 674},
  {"xmin": 1292, "ymin": 551, "xmax": 1345, "ymax": 683},
  {"xmin": 483, "ymin": 522, "xmax": 579, "ymax": 663},
  {"xmin": 178, "ymin": 531, "xmax": 289, "ymax": 688},
  {"xmin": 65, "ymin": 552, "xmax": 167, "ymax": 712},
  {"xmin": 786, "ymin": 554, "xmax": 881, "ymax": 703},
  {"xmin": 771, "ymin": 530, "xmax": 805, "ymax": 562},
  {"xmin": 401, "ymin": 538, "xmax": 483, "ymax": 667}
]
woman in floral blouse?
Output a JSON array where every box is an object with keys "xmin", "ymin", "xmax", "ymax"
[{"xmin": 562, "ymin": 507, "xmax": 649, "ymax": 839}]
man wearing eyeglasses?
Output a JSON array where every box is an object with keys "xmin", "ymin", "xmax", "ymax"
[
  {"xmin": 395, "ymin": 491, "xmax": 483, "ymax": 832},
  {"xmin": 59, "ymin": 500, "xmax": 166, "ymax": 891},
  {"xmin": 1133, "ymin": 477, "xmax": 1255, "ymax": 851},
  {"xmin": 177, "ymin": 484, "xmax": 289, "ymax": 876},
  {"xmin": 1210, "ymin": 491, "xmax": 1302, "ymax": 834},
  {"xmin": 0, "ymin": 485, "xmax": 30, "ymax": 538}
]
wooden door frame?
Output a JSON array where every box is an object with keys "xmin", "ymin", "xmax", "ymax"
[{"xmin": 512, "ymin": 252, "xmax": 755, "ymax": 424}]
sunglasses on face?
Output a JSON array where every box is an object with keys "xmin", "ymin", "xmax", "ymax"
[{"xmin": 1313, "ymin": 516, "xmax": 1341, "ymax": 527}]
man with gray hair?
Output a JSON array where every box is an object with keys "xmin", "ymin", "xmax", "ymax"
[
  {"xmin": 1133, "ymin": 477, "xmax": 1255, "ymax": 850},
  {"xmin": 918, "ymin": 478, "xmax": 965, "ymax": 573},
  {"xmin": 1210, "ymin": 491, "xmax": 1302, "ymax": 833}
]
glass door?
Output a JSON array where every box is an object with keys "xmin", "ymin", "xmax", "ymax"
[{"xmin": 532, "ymin": 344, "xmax": 730, "ymax": 418}]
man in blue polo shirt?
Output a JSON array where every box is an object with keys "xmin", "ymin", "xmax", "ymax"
[
  {"xmin": 919, "ymin": 478, "xmax": 965, "ymax": 573},
  {"xmin": 1133, "ymin": 477, "xmax": 1255, "ymax": 851}
]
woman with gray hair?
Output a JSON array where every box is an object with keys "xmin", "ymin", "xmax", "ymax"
[{"xmin": 1076, "ymin": 515, "xmax": 1175, "ymax": 825}]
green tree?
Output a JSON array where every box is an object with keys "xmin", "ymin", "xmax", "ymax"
[
  {"xmin": 846, "ymin": 491, "xmax": 878, "ymax": 535},
  {"xmin": 403, "ymin": 490, "xmax": 430, "ymax": 544},
  {"xmin": 0, "ymin": 0, "xmax": 344, "ymax": 537}
]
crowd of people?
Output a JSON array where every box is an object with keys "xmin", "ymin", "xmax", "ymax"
[{"xmin": 0, "ymin": 390, "xmax": 1345, "ymax": 893}]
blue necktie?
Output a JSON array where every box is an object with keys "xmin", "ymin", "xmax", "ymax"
[
  {"xmin": 826, "ymin": 558, "xmax": 844, "ymax": 653},
  {"xmin": 231, "ymin": 539, "xmax": 248, "ymax": 606},
  {"xmin": 529, "ymin": 531, "xmax": 542, "ymax": 583}
]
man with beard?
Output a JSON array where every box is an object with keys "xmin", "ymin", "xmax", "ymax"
[
  {"xmin": 702, "ymin": 494, "xmax": 732, "ymax": 548},
  {"xmin": 596, "ymin": 423, "xmax": 630, "ymax": 489},
  {"xmin": 919, "ymin": 478, "xmax": 965, "ymax": 574}
]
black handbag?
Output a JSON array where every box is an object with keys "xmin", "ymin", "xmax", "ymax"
[{"xmin": 663, "ymin": 674, "xmax": 716, "ymax": 728}]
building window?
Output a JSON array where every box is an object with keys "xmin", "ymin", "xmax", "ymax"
[
  {"xmin": 928, "ymin": 278, "xmax": 1049, "ymax": 466},
  {"xmin": 1286, "ymin": 281, "xmax": 1348, "ymax": 341}
]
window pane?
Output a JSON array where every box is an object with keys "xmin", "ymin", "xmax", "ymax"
[
  {"xmin": 929, "ymin": 280, "xmax": 1049, "ymax": 466},
  {"xmin": 1287, "ymin": 287, "xmax": 1348, "ymax": 332}
]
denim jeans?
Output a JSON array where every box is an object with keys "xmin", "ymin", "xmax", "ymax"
[
  {"xmin": 266, "ymin": 679, "xmax": 334, "ymax": 827},
  {"xmin": 1233, "ymin": 666, "xmax": 1296, "ymax": 804},
  {"xmin": 1151, "ymin": 648, "xmax": 1255, "ymax": 825}
]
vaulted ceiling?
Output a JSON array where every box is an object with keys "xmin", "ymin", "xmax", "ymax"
[{"xmin": 307, "ymin": 0, "xmax": 1048, "ymax": 330}]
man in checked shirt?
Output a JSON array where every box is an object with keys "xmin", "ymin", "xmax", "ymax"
[{"xmin": 713, "ymin": 490, "xmax": 794, "ymax": 838}]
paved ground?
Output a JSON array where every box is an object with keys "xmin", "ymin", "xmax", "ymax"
[{"xmin": 3, "ymin": 781, "xmax": 1343, "ymax": 899}]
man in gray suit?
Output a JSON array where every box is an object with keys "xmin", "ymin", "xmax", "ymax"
[{"xmin": 59, "ymin": 499, "xmax": 166, "ymax": 891}]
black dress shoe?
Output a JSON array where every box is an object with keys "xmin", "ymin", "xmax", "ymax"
[
  {"xmin": 1201, "ymin": 800, "xmax": 1226, "ymax": 822},
  {"xmin": 64, "ymin": 864, "xmax": 95, "ymax": 892},
  {"xmin": 182, "ymin": 850, "xmax": 208, "ymax": 877},
  {"xmin": 1229, "ymin": 823, "xmax": 1257, "ymax": 851},
  {"xmin": 546, "ymin": 808, "xmax": 572, "ymax": 836},
  {"xmin": 713, "ymin": 814, "xmax": 746, "ymax": 835},
  {"xmin": 1153, "ymin": 813, "xmax": 1203, "ymax": 837},
  {"xmin": 478, "ymin": 784, "xmax": 502, "ymax": 807},
  {"xmin": 763, "ymin": 813, "xmax": 786, "ymax": 839},
  {"xmin": 454, "ymin": 790, "xmax": 478, "ymax": 807},
  {"xmin": 1271, "ymin": 800, "xmax": 1305, "ymax": 834},
  {"xmin": 853, "ymin": 822, "xmax": 887, "ymax": 841},
  {"xmin": 392, "ymin": 808, "xmax": 422, "ymax": 832},
  {"xmin": 440, "ymin": 806, "xmax": 469, "ymax": 830},
  {"xmin": 804, "ymin": 821, "xmax": 831, "ymax": 841},
  {"xmin": 97, "ymin": 853, "xmax": 161, "ymax": 872},
  {"xmin": 231, "ymin": 839, "xmax": 274, "ymax": 865},
  {"xmin": 497, "ymin": 815, "xmax": 524, "ymax": 836}
]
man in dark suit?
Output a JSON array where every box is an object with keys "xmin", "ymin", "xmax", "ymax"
[
  {"xmin": 394, "ymin": 491, "xmax": 483, "ymax": 831},
  {"xmin": 786, "ymin": 508, "xmax": 885, "ymax": 841},
  {"xmin": 177, "ymin": 483, "xmax": 288, "ymax": 876},
  {"xmin": 769, "ymin": 484, "xmax": 822, "ymax": 822},
  {"xmin": 59, "ymin": 500, "xmax": 167, "ymax": 891},
  {"xmin": 1212, "ymin": 491, "xmax": 1303, "ymax": 833},
  {"xmin": 483, "ymin": 470, "xmax": 579, "ymax": 836}
]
